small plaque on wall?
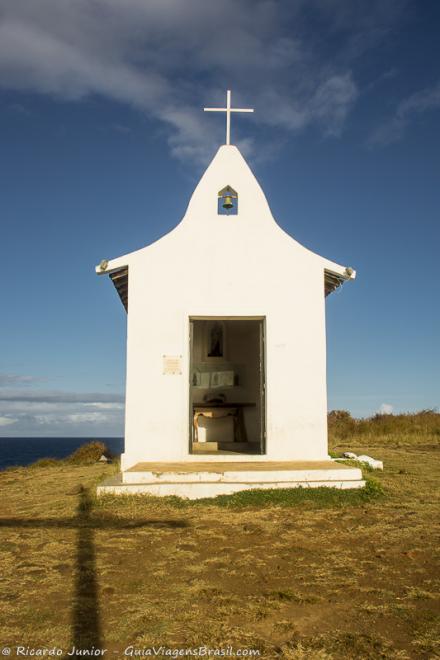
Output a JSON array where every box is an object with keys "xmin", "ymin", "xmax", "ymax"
[{"xmin": 163, "ymin": 355, "xmax": 182, "ymax": 375}]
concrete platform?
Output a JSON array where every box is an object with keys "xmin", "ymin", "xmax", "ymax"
[{"xmin": 97, "ymin": 460, "xmax": 365, "ymax": 499}]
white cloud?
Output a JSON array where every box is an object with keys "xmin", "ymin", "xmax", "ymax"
[
  {"xmin": 369, "ymin": 81, "xmax": 440, "ymax": 146},
  {"xmin": 0, "ymin": 0, "xmax": 406, "ymax": 161},
  {"xmin": 65, "ymin": 412, "xmax": 110, "ymax": 424},
  {"xmin": 0, "ymin": 390, "xmax": 124, "ymax": 403},
  {"xmin": 0, "ymin": 416, "xmax": 18, "ymax": 426},
  {"xmin": 83, "ymin": 402, "xmax": 124, "ymax": 410},
  {"xmin": 0, "ymin": 373, "xmax": 39, "ymax": 386},
  {"xmin": 32, "ymin": 411, "xmax": 114, "ymax": 425},
  {"xmin": 0, "ymin": 388, "xmax": 124, "ymax": 435},
  {"xmin": 31, "ymin": 410, "xmax": 120, "ymax": 427},
  {"xmin": 310, "ymin": 74, "xmax": 358, "ymax": 136},
  {"xmin": 378, "ymin": 403, "xmax": 393, "ymax": 415}
]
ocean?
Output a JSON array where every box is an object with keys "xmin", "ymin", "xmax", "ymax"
[{"xmin": 0, "ymin": 437, "xmax": 124, "ymax": 470}]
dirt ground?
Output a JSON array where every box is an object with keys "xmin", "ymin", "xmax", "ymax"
[{"xmin": 0, "ymin": 443, "xmax": 439, "ymax": 659}]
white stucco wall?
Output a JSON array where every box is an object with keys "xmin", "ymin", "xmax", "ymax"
[{"xmin": 97, "ymin": 145, "xmax": 352, "ymax": 470}]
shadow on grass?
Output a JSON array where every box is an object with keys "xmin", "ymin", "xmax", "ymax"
[
  {"xmin": 0, "ymin": 487, "xmax": 189, "ymax": 650},
  {"xmin": 75, "ymin": 489, "xmax": 101, "ymax": 648}
]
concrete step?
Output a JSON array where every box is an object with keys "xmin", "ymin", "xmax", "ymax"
[
  {"xmin": 98, "ymin": 474, "xmax": 366, "ymax": 499},
  {"xmin": 123, "ymin": 468, "xmax": 363, "ymax": 484}
]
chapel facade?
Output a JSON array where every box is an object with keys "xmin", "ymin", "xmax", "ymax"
[{"xmin": 96, "ymin": 143, "xmax": 355, "ymax": 472}]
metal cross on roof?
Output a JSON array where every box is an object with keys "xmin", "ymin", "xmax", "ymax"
[{"xmin": 204, "ymin": 90, "xmax": 254, "ymax": 145}]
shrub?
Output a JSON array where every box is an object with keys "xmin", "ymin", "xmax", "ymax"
[
  {"xmin": 327, "ymin": 410, "xmax": 357, "ymax": 439},
  {"xmin": 67, "ymin": 441, "xmax": 111, "ymax": 465},
  {"xmin": 328, "ymin": 409, "xmax": 440, "ymax": 447}
]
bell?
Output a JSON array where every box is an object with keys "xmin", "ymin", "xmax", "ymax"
[{"xmin": 222, "ymin": 195, "xmax": 233, "ymax": 210}]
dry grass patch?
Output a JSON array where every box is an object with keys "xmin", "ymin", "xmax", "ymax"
[{"xmin": 0, "ymin": 425, "xmax": 439, "ymax": 657}]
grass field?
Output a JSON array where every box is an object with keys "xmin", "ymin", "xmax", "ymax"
[{"xmin": 0, "ymin": 413, "xmax": 439, "ymax": 659}]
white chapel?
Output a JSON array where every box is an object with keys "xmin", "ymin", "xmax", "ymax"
[{"xmin": 96, "ymin": 91, "xmax": 364, "ymax": 498}]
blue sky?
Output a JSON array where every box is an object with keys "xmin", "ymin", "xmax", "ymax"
[{"xmin": 1, "ymin": 0, "xmax": 439, "ymax": 436}]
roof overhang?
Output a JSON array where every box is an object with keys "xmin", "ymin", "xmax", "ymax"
[
  {"xmin": 108, "ymin": 267, "xmax": 128, "ymax": 311},
  {"xmin": 325, "ymin": 269, "xmax": 350, "ymax": 296}
]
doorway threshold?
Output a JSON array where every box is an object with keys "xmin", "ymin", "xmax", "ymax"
[{"xmin": 192, "ymin": 441, "xmax": 261, "ymax": 454}]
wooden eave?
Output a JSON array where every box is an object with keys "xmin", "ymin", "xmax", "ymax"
[
  {"xmin": 324, "ymin": 269, "xmax": 347, "ymax": 297},
  {"xmin": 109, "ymin": 267, "xmax": 128, "ymax": 311}
]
